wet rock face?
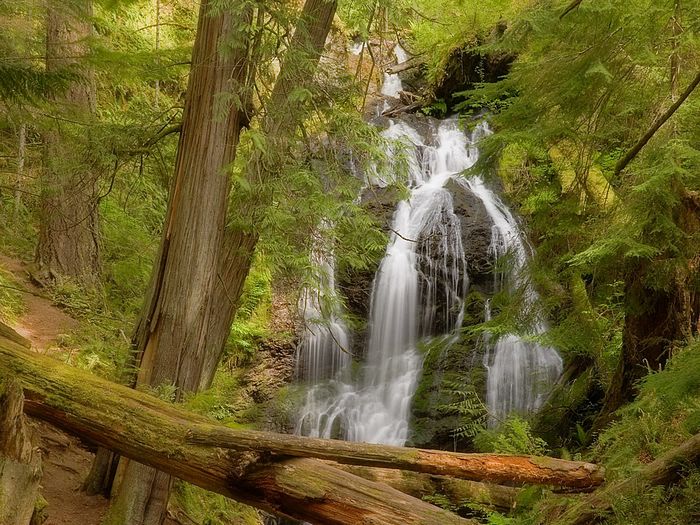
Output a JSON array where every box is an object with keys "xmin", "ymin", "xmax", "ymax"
[{"xmin": 444, "ymin": 178, "xmax": 495, "ymax": 293}]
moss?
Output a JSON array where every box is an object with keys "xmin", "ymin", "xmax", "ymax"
[
  {"xmin": 0, "ymin": 268, "xmax": 25, "ymax": 324},
  {"xmin": 30, "ymin": 495, "xmax": 48, "ymax": 525},
  {"xmin": 409, "ymin": 295, "xmax": 488, "ymax": 450},
  {"xmin": 171, "ymin": 481, "xmax": 262, "ymax": 525}
]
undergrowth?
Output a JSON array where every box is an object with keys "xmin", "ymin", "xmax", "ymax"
[{"xmin": 0, "ymin": 266, "xmax": 24, "ymax": 322}]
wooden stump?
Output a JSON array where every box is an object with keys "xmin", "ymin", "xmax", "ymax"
[{"xmin": 0, "ymin": 377, "xmax": 43, "ymax": 525}]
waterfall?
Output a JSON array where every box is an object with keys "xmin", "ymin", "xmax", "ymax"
[
  {"xmin": 296, "ymin": 117, "xmax": 475, "ymax": 445},
  {"xmin": 464, "ymin": 152, "xmax": 563, "ymax": 426},
  {"xmin": 295, "ymin": 45, "xmax": 562, "ymax": 446},
  {"xmin": 296, "ymin": 248, "xmax": 351, "ymax": 384}
]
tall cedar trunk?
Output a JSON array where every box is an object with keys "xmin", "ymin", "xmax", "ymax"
[
  {"xmin": 36, "ymin": 0, "xmax": 100, "ymax": 282},
  {"xmin": 85, "ymin": 0, "xmax": 338, "ymax": 507},
  {"xmin": 103, "ymin": 3, "xmax": 252, "ymax": 524},
  {"xmin": 199, "ymin": 0, "xmax": 339, "ymax": 388}
]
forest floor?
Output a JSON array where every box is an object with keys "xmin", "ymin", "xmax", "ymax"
[{"xmin": 0, "ymin": 254, "xmax": 110, "ymax": 525}]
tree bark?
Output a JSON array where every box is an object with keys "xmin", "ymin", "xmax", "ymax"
[
  {"xmin": 197, "ymin": 0, "xmax": 340, "ymax": 388},
  {"xmin": 185, "ymin": 424, "xmax": 604, "ymax": 489},
  {"xmin": 105, "ymin": 2, "xmax": 253, "ymax": 523},
  {"xmin": 0, "ymin": 337, "xmax": 474, "ymax": 525},
  {"xmin": 36, "ymin": 0, "xmax": 100, "ymax": 283},
  {"xmin": 338, "ymin": 465, "xmax": 521, "ymax": 510},
  {"xmin": 14, "ymin": 122, "xmax": 26, "ymax": 221},
  {"xmin": 0, "ymin": 378, "xmax": 43, "ymax": 525},
  {"xmin": 550, "ymin": 431, "xmax": 700, "ymax": 525}
]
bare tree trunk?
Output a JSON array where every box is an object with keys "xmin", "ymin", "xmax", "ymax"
[
  {"xmin": 0, "ymin": 378, "xmax": 42, "ymax": 525},
  {"xmin": 14, "ymin": 123, "xmax": 26, "ymax": 222},
  {"xmin": 103, "ymin": 2, "xmax": 253, "ymax": 524},
  {"xmin": 199, "ymin": 0, "xmax": 339, "ymax": 388},
  {"xmin": 36, "ymin": 0, "xmax": 100, "ymax": 283}
]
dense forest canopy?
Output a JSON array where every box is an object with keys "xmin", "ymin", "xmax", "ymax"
[{"xmin": 0, "ymin": 0, "xmax": 699, "ymax": 524}]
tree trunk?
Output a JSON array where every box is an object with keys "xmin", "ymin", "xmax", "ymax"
[
  {"xmin": 338, "ymin": 465, "xmax": 521, "ymax": 510},
  {"xmin": 36, "ymin": 0, "xmax": 100, "ymax": 283},
  {"xmin": 1, "ymin": 337, "xmax": 475, "ymax": 525},
  {"xmin": 14, "ymin": 122, "xmax": 26, "ymax": 221},
  {"xmin": 104, "ymin": 2, "xmax": 253, "ymax": 524},
  {"xmin": 596, "ymin": 272, "xmax": 691, "ymax": 425},
  {"xmin": 185, "ymin": 423, "xmax": 604, "ymax": 489},
  {"xmin": 198, "ymin": 0, "xmax": 340, "ymax": 387},
  {"xmin": 0, "ymin": 378, "xmax": 43, "ymax": 525}
]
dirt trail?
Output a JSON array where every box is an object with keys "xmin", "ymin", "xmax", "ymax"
[
  {"xmin": 0, "ymin": 255, "xmax": 108, "ymax": 524},
  {"xmin": 0, "ymin": 255, "xmax": 78, "ymax": 353}
]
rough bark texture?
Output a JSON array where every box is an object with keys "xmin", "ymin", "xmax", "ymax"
[
  {"xmin": 0, "ymin": 338, "xmax": 474, "ymax": 525},
  {"xmin": 36, "ymin": 0, "xmax": 100, "ymax": 282},
  {"xmin": 550, "ymin": 431, "xmax": 700, "ymax": 525},
  {"xmin": 106, "ymin": 2, "xmax": 253, "ymax": 523},
  {"xmin": 0, "ymin": 378, "xmax": 43, "ymax": 525},
  {"xmin": 185, "ymin": 424, "xmax": 604, "ymax": 489},
  {"xmin": 338, "ymin": 465, "xmax": 520, "ymax": 510}
]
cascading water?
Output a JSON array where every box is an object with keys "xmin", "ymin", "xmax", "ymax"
[
  {"xmin": 295, "ymin": 44, "xmax": 562, "ymax": 449},
  {"xmin": 464, "ymin": 156, "xmax": 563, "ymax": 426},
  {"xmin": 296, "ymin": 117, "xmax": 476, "ymax": 445}
]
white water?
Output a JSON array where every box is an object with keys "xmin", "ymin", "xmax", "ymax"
[
  {"xmin": 463, "ymin": 147, "xmax": 563, "ymax": 426},
  {"xmin": 296, "ymin": 117, "xmax": 476, "ymax": 445},
  {"xmin": 381, "ymin": 44, "xmax": 409, "ymax": 99},
  {"xmin": 296, "ymin": 51, "xmax": 562, "ymax": 446},
  {"xmin": 296, "ymin": 248, "xmax": 351, "ymax": 384}
]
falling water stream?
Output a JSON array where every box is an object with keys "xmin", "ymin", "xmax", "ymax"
[{"xmin": 295, "ymin": 45, "xmax": 562, "ymax": 448}]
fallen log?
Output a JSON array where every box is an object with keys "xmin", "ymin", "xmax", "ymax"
[
  {"xmin": 0, "ymin": 377, "xmax": 43, "ymax": 525},
  {"xmin": 339, "ymin": 465, "xmax": 520, "ymax": 510},
  {"xmin": 551, "ymin": 431, "xmax": 700, "ymax": 525},
  {"xmin": 0, "ymin": 335, "xmax": 472, "ymax": 525},
  {"xmin": 0, "ymin": 320, "xmax": 31, "ymax": 349},
  {"xmin": 386, "ymin": 57, "xmax": 423, "ymax": 75},
  {"xmin": 186, "ymin": 423, "xmax": 604, "ymax": 489}
]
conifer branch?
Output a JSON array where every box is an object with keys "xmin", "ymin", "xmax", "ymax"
[{"xmin": 613, "ymin": 70, "xmax": 700, "ymax": 179}]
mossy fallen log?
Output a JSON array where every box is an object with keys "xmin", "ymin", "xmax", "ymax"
[
  {"xmin": 0, "ymin": 335, "xmax": 472, "ymax": 525},
  {"xmin": 338, "ymin": 464, "xmax": 520, "ymax": 510},
  {"xmin": 186, "ymin": 423, "xmax": 604, "ymax": 489},
  {"xmin": 0, "ymin": 333, "xmax": 605, "ymax": 523}
]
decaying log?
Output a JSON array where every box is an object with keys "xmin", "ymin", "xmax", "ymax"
[
  {"xmin": 386, "ymin": 57, "xmax": 423, "ymax": 75},
  {"xmin": 0, "ymin": 377, "xmax": 43, "ymax": 525},
  {"xmin": 551, "ymin": 431, "xmax": 700, "ymax": 525},
  {"xmin": 382, "ymin": 100, "xmax": 424, "ymax": 117},
  {"xmin": 339, "ymin": 465, "xmax": 520, "ymax": 510},
  {"xmin": 0, "ymin": 336, "xmax": 472, "ymax": 525},
  {"xmin": 186, "ymin": 423, "xmax": 604, "ymax": 489},
  {"xmin": 0, "ymin": 320, "xmax": 31, "ymax": 349}
]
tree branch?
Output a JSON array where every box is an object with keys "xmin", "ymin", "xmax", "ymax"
[{"xmin": 614, "ymin": 70, "xmax": 700, "ymax": 179}]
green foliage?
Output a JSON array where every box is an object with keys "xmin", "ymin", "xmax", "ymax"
[
  {"xmin": 224, "ymin": 258, "xmax": 272, "ymax": 366},
  {"xmin": 475, "ymin": 416, "xmax": 549, "ymax": 455},
  {"xmin": 0, "ymin": 267, "xmax": 24, "ymax": 323},
  {"xmin": 406, "ymin": 0, "xmax": 533, "ymax": 86},
  {"xmin": 439, "ymin": 379, "xmax": 488, "ymax": 439},
  {"xmin": 171, "ymin": 481, "xmax": 262, "ymax": 525},
  {"xmin": 184, "ymin": 372, "xmax": 245, "ymax": 423}
]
